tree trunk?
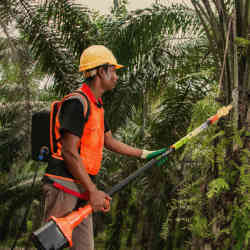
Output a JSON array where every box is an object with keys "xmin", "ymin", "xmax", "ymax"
[{"xmin": 191, "ymin": 1, "xmax": 250, "ymax": 249}]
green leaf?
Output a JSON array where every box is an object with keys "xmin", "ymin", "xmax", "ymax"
[{"xmin": 207, "ymin": 178, "xmax": 230, "ymax": 199}]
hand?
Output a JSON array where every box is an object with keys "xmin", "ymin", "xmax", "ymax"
[
  {"xmin": 89, "ymin": 188, "xmax": 112, "ymax": 212},
  {"xmin": 140, "ymin": 148, "xmax": 167, "ymax": 160},
  {"xmin": 101, "ymin": 198, "xmax": 111, "ymax": 213},
  {"xmin": 141, "ymin": 150, "xmax": 155, "ymax": 159}
]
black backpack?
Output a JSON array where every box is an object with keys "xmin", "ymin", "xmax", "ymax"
[{"xmin": 31, "ymin": 91, "xmax": 89, "ymax": 162}]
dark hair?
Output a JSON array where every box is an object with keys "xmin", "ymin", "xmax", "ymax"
[{"xmin": 85, "ymin": 64, "xmax": 110, "ymax": 82}]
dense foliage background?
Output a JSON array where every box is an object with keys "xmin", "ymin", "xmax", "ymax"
[{"xmin": 0, "ymin": 0, "xmax": 249, "ymax": 249}]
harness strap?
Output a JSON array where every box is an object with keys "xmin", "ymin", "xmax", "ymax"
[
  {"xmin": 53, "ymin": 182, "xmax": 89, "ymax": 200},
  {"xmin": 44, "ymin": 175, "xmax": 89, "ymax": 200}
]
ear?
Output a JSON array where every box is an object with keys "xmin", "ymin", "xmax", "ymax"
[{"xmin": 97, "ymin": 66, "xmax": 106, "ymax": 79}]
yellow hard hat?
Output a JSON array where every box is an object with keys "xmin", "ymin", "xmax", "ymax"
[{"xmin": 79, "ymin": 45, "xmax": 124, "ymax": 72}]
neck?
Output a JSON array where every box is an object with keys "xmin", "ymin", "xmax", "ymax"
[{"xmin": 86, "ymin": 81, "xmax": 104, "ymax": 100}]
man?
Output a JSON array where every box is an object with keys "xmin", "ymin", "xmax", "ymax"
[{"xmin": 42, "ymin": 45, "xmax": 152, "ymax": 250}]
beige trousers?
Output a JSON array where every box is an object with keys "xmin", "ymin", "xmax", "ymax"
[{"xmin": 42, "ymin": 183, "xmax": 94, "ymax": 250}]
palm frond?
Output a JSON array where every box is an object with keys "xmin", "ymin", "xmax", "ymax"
[
  {"xmin": 0, "ymin": 0, "xmax": 94, "ymax": 95},
  {"xmin": 103, "ymin": 4, "xmax": 201, "ymax": 67}
]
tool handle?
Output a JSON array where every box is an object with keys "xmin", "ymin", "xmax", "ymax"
[
  {"xmin": 51, "ymin": 205, "xmax": 93, "ymax": 247},
  {"xmin": 66, "ymin": 205, "xmax": 93, "ymax": 227},
  {"xmin": 145, "ymin": 148, "xmax": 167, "ymax": 160},
  {"xmin": 64, "ymin": 150, "xmax": 172, "ymax": 232},
  {"xmin": 67, "ymin": 149, "xmax": 173, "ymax": 225},
  {"xmin": 108, "ymin": 148, "xmax": 173, "ymax": 196}
]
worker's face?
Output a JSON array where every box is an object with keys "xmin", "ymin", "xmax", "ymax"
[{"xmin": 99, "ymin": 66, "xmax": 118, "ymax": 91}]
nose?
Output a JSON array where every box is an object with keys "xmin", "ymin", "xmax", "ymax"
[{"xmin": 114, "ymin": 72, "xmax": 118, "ymax": 81}]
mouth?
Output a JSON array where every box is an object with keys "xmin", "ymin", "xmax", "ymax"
[{"xmin": 112, "ymin": 81, "xmax": 117, "ymax": 88}]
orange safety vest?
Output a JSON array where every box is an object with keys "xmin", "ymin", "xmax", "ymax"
[{"xmin": 50, "ymin": 84, "xmax": 105, "ymax": 177}]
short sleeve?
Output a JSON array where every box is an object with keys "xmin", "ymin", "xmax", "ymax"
[
  {"xmin": 104, "ymin": 117, "xmax": 110, "ymax": 133},
  {"xmin": 59, "ymin": 98, "xmax": 85, "ymax": 138}
]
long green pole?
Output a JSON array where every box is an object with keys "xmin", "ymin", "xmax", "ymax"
[
  {"xmin": 33, "ymin": 104, "xmax": 232, "ymax": 250},
  {"xmin": 145, "ymin": 104, "xmax": 233, "ymax": 159},
  {"xmin": 108, "ymin": 104, "xmax": 233, "ymax": 194}
]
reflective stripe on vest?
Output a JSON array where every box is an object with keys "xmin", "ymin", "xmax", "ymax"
[{"xmin": 51, "ymin": 86, "xmax": 104, "ymax": 176}]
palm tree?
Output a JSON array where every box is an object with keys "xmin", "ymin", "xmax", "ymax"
[
  {"xmin": 0, "ymin": 20, "xmax": 47, "ymax": 248},
  {"xmin": 2, "ymin": 0, "xmax": 241, "ymax": 249},
  {"xmin": 94, "ymin": 3, "xmax": 215, "ymax": 250},
  {"xmin": 159, "ymin": 1, "xmax": 250, "ymax": 249}
]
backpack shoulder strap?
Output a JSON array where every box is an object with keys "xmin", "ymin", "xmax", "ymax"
[
  {"xmin": 50, "ymin": 100, "xmax": 60, "ymax": 155},
  {"xmin": 49, "ymin": 91, "xmax": 91, "ymax": 156},
  {"xmin": 73, "ymin": 90, "xmax": 90, "ymax": 122}
]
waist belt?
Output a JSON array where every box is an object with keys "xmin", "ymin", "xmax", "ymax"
[{"xmin": 44, "ymin": 175, "xmax": 90, "ymax": 200}]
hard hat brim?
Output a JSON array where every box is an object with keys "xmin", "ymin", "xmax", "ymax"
[
  {"xmin": 115, "ymin": 64, "xmax": 124, "ymax": 69},
  {"xmin": 79, "ymin": 63, "xmax": 124, "ymax": 72}
]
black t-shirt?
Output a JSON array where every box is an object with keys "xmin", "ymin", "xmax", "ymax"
[{"xmin": 59, "ymin": 98, "xmax": 110, "ymax": 137}]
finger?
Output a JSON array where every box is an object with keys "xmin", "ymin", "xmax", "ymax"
[
  {"xmin": 102, "ymin": 203, "xmax": 110, "ymax": 213},
  {"xmin": 106, "ymin": 199, "xmax": 110, "ymax": 209},
  {"xmin": 101, "ymin": 206, "xmax": 110, "ymax": 213},
  {"xmin": 105, "ymin": 195, "xmax": 112, "ymax": 201}
]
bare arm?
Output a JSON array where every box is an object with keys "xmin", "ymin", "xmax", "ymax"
[
  {"xmin": 104, "ymin": 131, "xmax": 142, "ymax": 157},
  {"xmin": 61, "ymin": 132, "xmax": 111, "ymax": 212}
]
